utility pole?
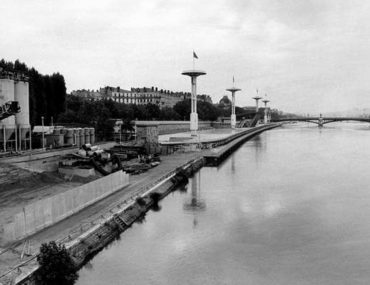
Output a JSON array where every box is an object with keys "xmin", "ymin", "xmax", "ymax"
[{"xmin": 41, "ymin": 116, "xmax": 45, "ymax": 150}]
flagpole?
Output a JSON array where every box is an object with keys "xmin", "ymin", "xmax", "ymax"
[{"xmin": 193, "ymin": 51, "xmax": 195, "ymax": 70}]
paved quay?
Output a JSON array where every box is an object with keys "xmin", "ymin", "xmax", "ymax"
[{"xmin": 159, "ymin": 128, "xmax": 249, "ymax": 144}]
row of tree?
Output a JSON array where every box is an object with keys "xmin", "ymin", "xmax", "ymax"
[
  {"xmin": 57, "ymin": 95, "xmax": 236, "ymax": 139},
  {"xmin": 0, "ymin": 59, "xmax": 67, "ymax": 126}
]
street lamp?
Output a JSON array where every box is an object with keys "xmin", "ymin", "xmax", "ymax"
[
  {"xmin": 41, "ymin": 116, "xmax": 45, "ymax": 150},
  {"xmin": 120, "ymin": 124, "xmax": 122, "ymax": 144}
]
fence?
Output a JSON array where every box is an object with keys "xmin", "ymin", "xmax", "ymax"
[{"xmin": 3, "ymin": 171, "xmax": 129, "ymax": 242}]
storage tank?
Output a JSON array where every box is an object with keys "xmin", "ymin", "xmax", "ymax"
[
  {"xmin": 60, "ymin": 128, "xmax": 67, "ymax": 147},
  {"xmin": 0, "ymin": 77, "xmax": 16, "ymax": 142},
  {"xmin": 80, "ymin": 128, "xmax": 85, "ymax": 146},
  {"xmin": 65, "ymin": 128, "xmax": 73, "ymax": 145},
  {"xmin": 84, "ymin": 128, "xmax": 90, "ymax": 144},
  {"xmin": 52, "ymin": 128, "xmax": 64, "ymax": 147},
  {"xmin": 90, "ymin": 128, "xmax": 95, "ymax": 144},
  {"xmin": 78, "ymin": 128, "xmax": 85, "ymax": 146},
  {"xmin": 73, "ymin": 128, "xmax": 79, "ymax": 146},
  {"xmin": 77, "ymin": 128, "xmax": 82, "ymax": 147},
  {"xmin": 14, "ymin": 80, "xmax": 30, "ymax": 140}
]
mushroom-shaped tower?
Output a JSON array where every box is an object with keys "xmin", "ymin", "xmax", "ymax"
[
  {"xmin": 252, "ymin": 90, "xmax": 262, "ymax": 113},
  {"xmin": 226, "ymin": 87, "xmax": 241, "ymax": 128},
  {"xmin": 182, "ymin": 70, "xmax": 206, "ymax": 136},
  {"xmin": 262, "ymin": 97, "xmax": 270, "ymax": 124}
]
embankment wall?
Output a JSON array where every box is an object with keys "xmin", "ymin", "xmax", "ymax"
[
  {"xmin": 135, "ymin": 121, "xmax": 212, "ymax": 135},
  {"xmin": 2, "ymin": 171, "xmax": 129, "ymax": 243},
  {"xmin": 204, "ymin": 124, "xmax": 281, "ymax": 166}
]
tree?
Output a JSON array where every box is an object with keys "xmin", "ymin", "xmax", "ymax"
[
  {"xmin": 219, "ymin": 95, "xmax": 231, "ymax": 106},
  {"xmin": 173, "ymin": 99, "xmax": 221, "ymax": 121},
  {"xmin": 144, "ymin": 103, "xmax": 161, "ymax": 120},
  {"xmin": 159, "ymin": 107, "xmax": 181, "ymax": 120},
  {"xmin": 197, "ymin": 101, "xmax": 220, "ymax": 121},
  {"xmin": 37, "ymin": 241, "xmax": 78, "ymax": 285},
  {"xmin": 173, "ymin": 99, "xmax": 191, "ymax": 120}
]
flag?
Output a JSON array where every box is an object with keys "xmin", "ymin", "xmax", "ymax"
[
  {"xmin": 193, "ymin": 51, "xmax": 198, "ymax": 59},
  {"xmin": 233, "ymin": 76, "xmax": 235, "ymax": 83}
]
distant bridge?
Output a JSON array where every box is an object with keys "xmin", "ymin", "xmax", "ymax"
[{"xmin": 271, "ymin": 117, "xmax": 370, "ymax": 126}]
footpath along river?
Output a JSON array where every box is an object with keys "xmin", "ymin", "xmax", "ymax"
[{"xmin": 77, "ymin": 123, "xmax": 370, "ymax": 285}]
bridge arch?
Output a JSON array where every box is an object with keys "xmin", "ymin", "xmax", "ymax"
[{"xmin": 272, "ymin": 118, "xmax": 370, "ymax": 125}]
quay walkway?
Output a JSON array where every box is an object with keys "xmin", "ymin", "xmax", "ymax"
[{"xmin": 204, "ymin": 124, "xmax": 281, "ymax": 165}]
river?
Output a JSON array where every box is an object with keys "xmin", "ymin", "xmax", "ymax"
[{"xmin": 77, "ymin": 123, "xmax": 370, "ymax": 285}]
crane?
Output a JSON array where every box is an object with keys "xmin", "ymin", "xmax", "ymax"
[{"xmin": 0, "ymin": 101, "xmax": 20, "ymax": 121}]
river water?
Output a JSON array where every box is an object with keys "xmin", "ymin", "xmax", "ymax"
[{"xmin": 77, "ymin": 123, "xmax": 370, "ymax": 285}]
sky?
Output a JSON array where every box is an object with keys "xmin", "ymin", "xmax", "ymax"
[{"xmin": 1, "ymin": 0, "xmax": 370, "ymax": 114}]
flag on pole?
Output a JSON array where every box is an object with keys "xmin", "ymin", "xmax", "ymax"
[
  {"xmin": 233, "ymin": 76, "xmax": 235, "ymax": 84},
  {"xmin": 193, "ymin": 51, "xmax": 198, "ymax": 59}
]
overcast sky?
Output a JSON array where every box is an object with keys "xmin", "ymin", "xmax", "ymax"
[{"xmin": 1, "ymin": 0, "xmax": 370, "ymax": 114}]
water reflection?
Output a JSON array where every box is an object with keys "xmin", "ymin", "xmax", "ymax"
[
  {"xmin": 177, "ymin": 183, "xmax": 188, "ymax": 193},
  {"xmin": 183, "ymin": 171, "xmax": 206, "ymax": 228},
  {"xmin": 251, "ymin": 134, "xmax": 262, "ymax": 148},
  {"xmin": 231, "ymin": 154, "xmax": 235, "ymax": 173}
]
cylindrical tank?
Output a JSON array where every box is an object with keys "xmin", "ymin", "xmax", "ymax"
[
  {"xmin": 80, "ymin": 128, "xmax": 85, "ymax": 146},
  {"xmin": 59, "ymin": 128, "xmax": 67, "ymax": 147},
  {"xmin": 14, "ymin": 80, "xmax": 30, "ymax": 127},
  {"xmin": 65, "ymin": 128, "xmax": 73, "ymax": 145},
  {"xmin": 74, "ymin": 128, "xmax": 80, "ymax": 146},
  {"xmin": 52, "ymin": 129, "xmax": 63, "ymax": 147},
  {"xmin": 0, "ymin": 78, "xmax": 16, "ymax": 141},
  {"xmin": 15, "ymin": 80, "xmax": 30, "ymax": 143},
  {"xmin": 84, "ymin": 128, "xmax": 90, "ymax": 144},
  {"xmin": 90, "ymin": 128, "xmax": 95, "ymax": 144},
  {"xmin": 74, "ymin": 128, "xmax": 79, "ymax": 147}
]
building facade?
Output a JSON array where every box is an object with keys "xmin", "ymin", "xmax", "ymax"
[
  {"xmin": 71, "ymin": 89, "xmax": 103, "ymax": 101},
  {"xmin": 71, "ymin": 86, "xmax": 213, "ymax": 108}
]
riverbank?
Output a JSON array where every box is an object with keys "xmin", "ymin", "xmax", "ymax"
[{"xmin": 0, "ymin": 124, "xmax": 280, "ymax": 285}]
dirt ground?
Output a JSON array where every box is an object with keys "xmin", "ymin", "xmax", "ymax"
[{"xmin": 0, "ymin": 172, "xmax": 97, "ymax": 226}]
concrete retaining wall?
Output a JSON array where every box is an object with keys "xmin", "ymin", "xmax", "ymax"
[{"xmin": 3, "ymin": 171, "xmax": 129, "ymax": 242}]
